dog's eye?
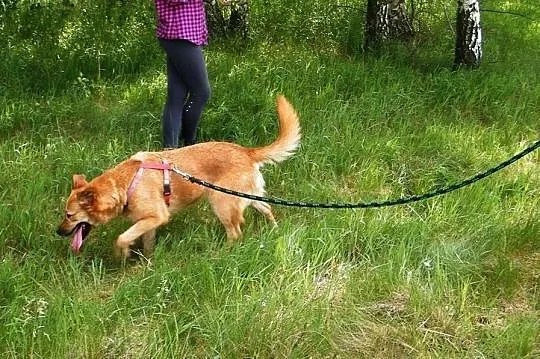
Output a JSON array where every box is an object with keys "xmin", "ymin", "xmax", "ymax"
[{"xmin": 66, "ymin": 213, "xmax": 74, "ymax": 219}]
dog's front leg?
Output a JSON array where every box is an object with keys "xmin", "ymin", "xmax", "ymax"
[{"xmin": 115, "ymin": 217, "xmax": 168, "ymax": 259}]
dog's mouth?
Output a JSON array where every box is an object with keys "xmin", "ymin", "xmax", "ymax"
[{"xmin": 71, "ymin": 222, "xmax": 92, "ymax": 255}]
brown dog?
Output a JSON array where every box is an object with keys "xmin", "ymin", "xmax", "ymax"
[{"xmin": 56, "ymin": 95, "xmax": 301, "ymax": 259}]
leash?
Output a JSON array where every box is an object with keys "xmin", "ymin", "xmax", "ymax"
[{"xmin": 171, "ymin": 139, "xmax": 539, "ymax": 209}]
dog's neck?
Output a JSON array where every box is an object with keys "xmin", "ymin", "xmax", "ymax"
[{"xmin": 94, "ymin": 159, "xmax": 141, "ymax": 215}]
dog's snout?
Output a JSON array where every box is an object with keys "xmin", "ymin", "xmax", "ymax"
[{"xmin": 56, "ymin": 226, "xmax": 69, "ymax": 236}]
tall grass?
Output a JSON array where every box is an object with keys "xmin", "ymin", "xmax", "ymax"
[{"xmin": 1, "ymin": 0, "xmax": 539, "ymax": 357}]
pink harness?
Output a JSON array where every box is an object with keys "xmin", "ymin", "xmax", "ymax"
[{"xmin": 127, "ymin": 160, "xmax": 171, "ymax": 206}]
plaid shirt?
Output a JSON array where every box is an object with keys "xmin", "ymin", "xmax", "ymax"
[{"xmin": 154, "ymin": 0, "xmax": 208, "ymax": 45}]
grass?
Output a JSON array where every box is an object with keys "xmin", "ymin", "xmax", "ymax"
[{"xmin": 1, "ymin": 18, "xmax": 539, "ymax": 359}]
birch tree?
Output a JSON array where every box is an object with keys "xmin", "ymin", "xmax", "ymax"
[
  {"xmin": 453, "ymin": 0, "xmax": 482, "ymax": 69},
  {"xmin": 205, "ymin": 0, "xmax": 249, "ymax": 40},
  {"xmin": 364, "ymin": 0, "xmax": 414, "ymax": 51}
]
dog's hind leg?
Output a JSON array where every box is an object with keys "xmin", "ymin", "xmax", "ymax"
[
  {"xmin": 209, "ymin": 194, "xmax": 247, "ymax": 241},
  {"xmin": 250, "ymin": 171, "xmax": 277, "ymax": 226},
  {"xmin": 219, "ymin": 206, "xmax": 244, "ymax": 241},
  {"xmin": 251, "ymin": 201, "xmax": 277, "ymax": 227}
]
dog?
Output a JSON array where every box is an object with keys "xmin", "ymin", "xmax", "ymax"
[{"xmin": 56, "ymin": 95, "xmax": 301, "ymax": 259}]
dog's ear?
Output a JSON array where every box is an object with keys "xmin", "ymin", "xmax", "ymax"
[
  {"xmin": 77, "ymin": 187, "xmax": 95, "ymax": 209},
  {"xmin": 72, "ymin": 174, "xmax": 88, "ymax": 189}
]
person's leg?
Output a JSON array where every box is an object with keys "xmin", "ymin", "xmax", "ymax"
[
  {"xmin": 161, "ymin": 54, "xmax": 187, "ymax": 148},
  {"xmin": 159, "ymin": 39, "xmax": 210, "ymax": 146},
  {"xmin": 180, "ymin": 45, "xmax": 211, "ymax": 145}
]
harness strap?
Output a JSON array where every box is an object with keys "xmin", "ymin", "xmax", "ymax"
[
  {"xmin": 126, "ymin": 161, "xmax": 172, "ymax": 207},
  {"xmin": 163, "ymin": 160, "xmax": 171, "ymax": 206}
]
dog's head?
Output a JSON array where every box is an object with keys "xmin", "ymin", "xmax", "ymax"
[{"xmin": 57, "ymin": 174, "xmax": 122, "ymax": 254}]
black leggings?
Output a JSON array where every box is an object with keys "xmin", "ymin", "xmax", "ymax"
[{"xmin": 159, "ymin": 38, "xmax": 211, "ymax": 147}]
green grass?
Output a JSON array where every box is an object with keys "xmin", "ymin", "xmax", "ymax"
[{"xmin": 1, "ymin": 17, "xmax": 539, "ymax": 359}]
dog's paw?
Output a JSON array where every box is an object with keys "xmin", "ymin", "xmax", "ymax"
[{"xmin": 113, "ymin": 242, "xmax": 131, "ymax": 261}]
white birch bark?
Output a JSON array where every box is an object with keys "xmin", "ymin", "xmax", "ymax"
[{"xmin": 454, "ymin": 0, "xmax": 482, "ymax": 68}]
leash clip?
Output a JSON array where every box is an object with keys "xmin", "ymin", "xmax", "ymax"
[{"xmin": 172, "ymin": 166, "xmax": 192, "ymax": 181}]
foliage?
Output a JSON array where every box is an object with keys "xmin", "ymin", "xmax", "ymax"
[
  {"xmin": 2, "ymin": 0, "xmax": 539, "ymax": 93},
  {"xmin": 1, "ymin": 0, "xmax": 157, "ymax": 93}
]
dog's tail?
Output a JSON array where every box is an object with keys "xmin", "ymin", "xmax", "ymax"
[{"xmin": 248, "ymin": 95, "xmax": 301, "ymax": 165}]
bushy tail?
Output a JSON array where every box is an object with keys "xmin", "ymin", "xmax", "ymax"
[{"xmin": 248, "ymin": 95, "xmax": 301, "ymax": 165}]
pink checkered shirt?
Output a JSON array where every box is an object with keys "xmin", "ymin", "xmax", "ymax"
[{"xmin": 154, "ymin": 0, "xmax": 208, "ymax": 45}]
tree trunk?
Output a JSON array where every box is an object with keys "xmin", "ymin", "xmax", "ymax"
[
  {"xmin": 364, "ymin": 0, "xmax": 381, "ymax": 51},
  {"xmin": 204, "ymin": 0, "xmax": 249, "ymax": 40},
  {"xmin": 453, "ymin": 0, "xmax": 482, "ymax": 69},
  {"xmin": 364, "ymin": 0, "xmax": 414, "ymax": 51},
  {"xmin": 228, "ymin": 0, "xmax": 249, "ymax": 40}
]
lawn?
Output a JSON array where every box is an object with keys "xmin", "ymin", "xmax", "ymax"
[{"xmin": 0, "ymin": 2, "xmax": 539, "ymax": 358}]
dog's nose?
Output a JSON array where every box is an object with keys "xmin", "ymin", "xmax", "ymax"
[{"xmin": 56, "ymin": 227, "xmax": 67, "ymax": 236}]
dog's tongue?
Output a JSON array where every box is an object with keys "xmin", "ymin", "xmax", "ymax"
[{"xmin": 71, "ymin": 226, "xmax": 83, "ymax": 255}]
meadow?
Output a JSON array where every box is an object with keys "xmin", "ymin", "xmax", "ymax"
[{"xmin": 0, "ymin": 1, "xmax": 538, "ymax": 357}]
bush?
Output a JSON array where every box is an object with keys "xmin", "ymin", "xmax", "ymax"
[{"xmin": 1, "ymin": 0, "xmax": 157, "ymax": 94}]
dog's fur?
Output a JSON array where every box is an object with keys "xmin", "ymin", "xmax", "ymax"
[{"xmin": 57, "ymin": 95, "xmax": 301, "ymax": 259}]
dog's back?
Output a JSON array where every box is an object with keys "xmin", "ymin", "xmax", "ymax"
[{"xmin": 155, "ymin": 95, "xmax": 302, "ymax": 240}]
